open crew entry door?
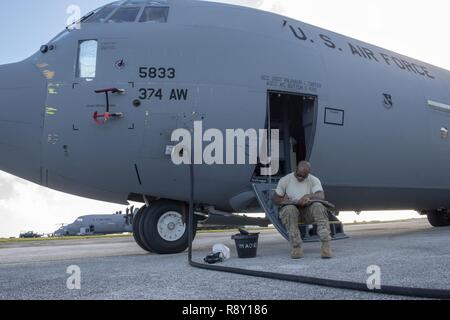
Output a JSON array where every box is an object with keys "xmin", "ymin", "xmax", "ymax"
[{"xmin": 253, "ymin": 91, "xmax": 316, "ymax": 180}]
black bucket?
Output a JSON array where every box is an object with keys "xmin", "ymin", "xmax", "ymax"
[{"xmin": 231, "ymin": 229, "xmax": 260, "ymax": 259}]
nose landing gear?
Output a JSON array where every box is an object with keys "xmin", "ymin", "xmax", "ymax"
[{"xmin": 132, "ymin": 200, "xmax": 198, "ymax": 254}]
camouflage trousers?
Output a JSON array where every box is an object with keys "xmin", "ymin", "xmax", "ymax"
[{"xmin": 279, "ymin": 203, "xmax": 332, "ymax": 248}]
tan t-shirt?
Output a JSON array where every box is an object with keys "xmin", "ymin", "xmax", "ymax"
[{"xmin": 275, "ymin": 173, "xmax": 324, "ymax": 202}]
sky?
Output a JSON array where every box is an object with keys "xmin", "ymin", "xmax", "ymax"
[{"xmin": 1, "ymin": 0, "xmax": 447, "ymax": 237}]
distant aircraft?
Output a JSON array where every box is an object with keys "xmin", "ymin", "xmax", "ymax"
[
  {"xmin": 0, "ymin": 0, "xmax": 449, "ymax": 254},
  {"xmin": 53, "ymin": 206, "xmax": 136, "ymax": 236}
]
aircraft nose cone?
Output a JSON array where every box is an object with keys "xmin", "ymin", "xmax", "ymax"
[{"xmin": 0, "ymin": 60, "xmax": 47, "ymax": 183}]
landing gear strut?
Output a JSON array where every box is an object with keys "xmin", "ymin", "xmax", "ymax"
[{"xmin": 132, "ymin": 200, "xmax": 198, "ymax": 254}]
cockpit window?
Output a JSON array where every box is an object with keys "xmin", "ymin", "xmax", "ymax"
[
  {"xmin": 126, "ymin": 0, "xmax": 168, "ymax": 5},
  {"xmin": 107, "ymin": 6, "xmax": 141, "ymax": 23},
  {"xmin": 140, "ymin": 6, "xmax": 169, "ymax": 23},
  {"xmin": 80, "ymin": 1, "xmax": 170, "ymax": 24},
  {"xmin": 77, "ymin": 40, "xmax": 98, "ymax": 78},
  {"xmin": 84, "ymin": 4, "xmax": 120, "ymax": 23}
]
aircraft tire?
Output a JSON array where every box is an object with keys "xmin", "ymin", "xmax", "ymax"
[
  {"xmin": 427, "ymin": 210, "xmax": 450, "ymax": 227},
  {"xmin": 133, "ymin": 206, "xmax": 153, "ymax": 252},
  {"xmin": 139, "ymin": 200, "xmax": 197, "ymax": 254}
]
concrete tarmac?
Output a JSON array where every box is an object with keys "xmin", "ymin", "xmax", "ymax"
[{"xmin": 0, "ymin": 219, "xmax": 449, "ymax": 300}]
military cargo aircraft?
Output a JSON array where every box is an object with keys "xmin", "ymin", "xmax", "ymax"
[
  {"xmin": 53, "ymin": 206, "xmax": 136, "ymax": 236},
  {"xmin": 0, "ymin": 0, "xmax": 449, "ymax": 254}
]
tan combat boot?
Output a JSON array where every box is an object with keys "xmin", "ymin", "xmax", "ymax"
[
  {"xmin": 321, "ymin": 241, "xmax": 333, "ymax": 259},
  {"xmin": 291, "ymin": 246, "xmax": 304, "ymax": 259}
]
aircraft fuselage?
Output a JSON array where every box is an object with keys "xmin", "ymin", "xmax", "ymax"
[{"xmin": 1, "ymin": 0, "xmax": 449, "ymax": 214}]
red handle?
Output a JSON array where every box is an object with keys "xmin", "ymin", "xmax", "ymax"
[{"xmin": 93, "ymin": 111, "xmax": 111, "ymax": 124}]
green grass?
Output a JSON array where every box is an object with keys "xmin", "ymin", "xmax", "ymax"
[
  {"xmin": 0, "ymin": 228, "xmax": 271, "ymax": 243},
  {"xmin": 0, "ymin": 234, "xmax": 133, "ymax": 243}
]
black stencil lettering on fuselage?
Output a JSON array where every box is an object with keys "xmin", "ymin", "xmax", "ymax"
[
  {"xmin": 383, "ymin": 93, "xmax": 393, "ymax": 108},
  {"xmin": 283, "ymin": 19, "xmax": 435, "ymax": 80},
  {"xmin": 402, "ymin": 60, "xmax": 418, "ymax": 74},
  {"xmin": 357, "ymin": 45, "xmax": 368, "ymax": 59},
  {"xmin": 380, "ymin": 53, "xmax": 391, "ymax": 65},
  {"xmin": 283, "ymin": 21, "xmax": 308, "ymax": 41},
  {"xmin": 138, "ymin": 67, "xmax": 176, "ymax": 79},
  {"xmin": 138, "ymin": 88, "xmax": 188, "ymax": 101},
  {"xmin": 412, "ymin": 63, "xmax": 425, "ymax": 75},
  {"xmin": 349, "ymin": 43, "xmax": 363, "ymax": 57},
  {"xmin": 346, "ymin": 42, "xmax": 434, "ymax": 79},
  {"xmin": 362, "ymin": 47, "xmax": 379, "ymax": 62},
  {"xmin": 392, "ymin": 57, "xmax": 406, "ymax": 70},
  {"xmin": 320, "ymin": 34, "xmax": 336, "ymax": 49},
  {"xmin": 290, "ymin": 25, "xmax": 307, "ymax": 40},
  {"xmin": 138, "ymin": 88, "xmax": 163, "ymax": 100},
  {"xmin": 378, "ymin": 53, "xmax": 433, "ymax": 78},
  {"xmin": 170, "ymin": 89, "xmax": 188, "ymax": 101},
  {"xmin": 421, "ymin": 66, "xmax": 435, "ymax": 79}
]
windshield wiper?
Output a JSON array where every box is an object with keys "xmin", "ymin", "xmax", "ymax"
[{"xmin": 66, "ymin": 11, "xmax": 95, "ymax": 31}]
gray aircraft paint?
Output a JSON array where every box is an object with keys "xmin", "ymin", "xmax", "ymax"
[
  {"xmin": 0, "ymin": 0, "xmax": 449, "ymax": 214},
  {"xmin": 54, "ymin": 214, "xmax": 133, "ymax": 236}
]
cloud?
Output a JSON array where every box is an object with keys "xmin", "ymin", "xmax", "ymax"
[
  {"xmin": 0, "ymin": 171, "xmax": 138, "ymax": 238},
  {"xmin": 0, "ymin": 177, "xmax": 18, "ymax": 200}
]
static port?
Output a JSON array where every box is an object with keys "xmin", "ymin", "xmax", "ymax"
[{"xmin": 133, "ymin": 99, "xmax": 141, "ymax": 107}]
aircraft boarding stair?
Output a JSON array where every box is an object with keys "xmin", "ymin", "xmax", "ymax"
[{"xmin": 252, "ymin": 183, "xmax": 348, "ymax": 242}]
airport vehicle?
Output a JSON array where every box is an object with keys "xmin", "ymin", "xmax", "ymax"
[
  {"xmin": 19, "ymin": 231, "xmax": 42, "ymax": 239},
  {"xmin": 0, "ymin": 0, "xmax": 449, "ymax": 254}
]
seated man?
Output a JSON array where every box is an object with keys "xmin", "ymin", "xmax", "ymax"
[{"xmin": 272, "ymin": 161, "xmax": 333, "ymax": 259}]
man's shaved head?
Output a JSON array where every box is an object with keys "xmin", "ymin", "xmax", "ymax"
[
  {"xmin": 295, "ymin": 161, "xmax": 311, "ymax": 182},
  {"xmin": 297, "ymin": 161, "xmax": 311, "ymax": 171}
]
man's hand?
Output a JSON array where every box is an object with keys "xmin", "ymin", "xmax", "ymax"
[
  {"xmin": 297, "ymin": 192, "xmax": 325, "ymax": 207},
  {"xmin": 297, "ymin": 195, "xmax": 312, "ymax": 207},
  {"xmin": 272, "ymin": 193, "xmax": 289, "ymax": 206}
]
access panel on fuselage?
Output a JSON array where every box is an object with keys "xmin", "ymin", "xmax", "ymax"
[{"xmin": 42, "ymin": 36, "xmax": 145, "ymax": 197}]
